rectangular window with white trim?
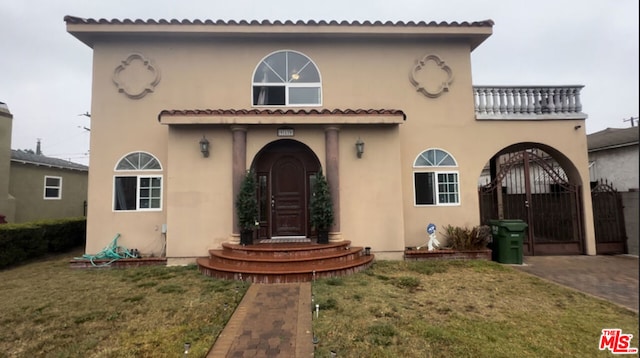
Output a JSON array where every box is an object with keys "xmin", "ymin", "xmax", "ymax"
[
  {"xmin": 413, "ymin": 148, "xmax": 460, "ymax": 206},
  {"xmin": 44, "ymin": 176, "xmax": 62, "ymax": 200},
  {"xmin": 414, "ymin": 172, "xmax": 460, "ymax": 205},
  {"xmin": 114, "ymin": 176, "xmax": 162, "ymax": 211}
]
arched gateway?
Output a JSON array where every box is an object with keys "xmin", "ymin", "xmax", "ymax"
[
  {"xmin": 478, "ymin": 144, "xmax": 585, "ymax": 255},
  {"xmin": 252, "ymin": 139, "xmax": 321, "ymax": 240}
]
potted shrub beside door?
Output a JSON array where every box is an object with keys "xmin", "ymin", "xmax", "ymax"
[
  {"xmin": 235, "ymin": 170, "xmax": 259, "ymax": 245},
  {"xmin": 310, "ymin": 170, "xmax": 334, "ymax": 244}
]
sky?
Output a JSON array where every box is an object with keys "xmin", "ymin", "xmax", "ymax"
[{"xmin": 1, "ymin": 0, "xmax": 638, "ymax": 166}]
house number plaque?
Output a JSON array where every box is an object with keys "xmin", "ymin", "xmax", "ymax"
[{"xmin": 277, "ymin": 128, "xmax": 294, "ymax": 137}]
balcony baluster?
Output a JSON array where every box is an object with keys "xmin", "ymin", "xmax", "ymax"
[{"xmin": 473, "ymin": 85, "xmax": 586, "ymax": 120}]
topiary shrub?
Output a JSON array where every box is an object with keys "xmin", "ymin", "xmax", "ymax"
[
  {"xmin": 235, "ymin": 170, "xmax": 258, "ymax": 245},
  {"xmin": 310, "ymin": 169, "xmax": 334, "ymax": 243}
]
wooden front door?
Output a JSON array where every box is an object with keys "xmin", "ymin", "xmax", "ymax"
[
  {"xmin": 271, "ymin": 156, "xmax": 306, "ymax": 236},
  {"xmin": 254, "ymin": 139, "xmax": 321, "ymax": 240}
]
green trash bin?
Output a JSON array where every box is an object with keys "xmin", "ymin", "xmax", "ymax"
[{"xmin": 488, "ymin": 219, "xmax": 528, "ymax": 264}]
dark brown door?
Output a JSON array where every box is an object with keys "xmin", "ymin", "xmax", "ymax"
[
  {"xmin": 271, "ymin": 156, "xmax": 306, "ymax": 236},
  {"xmin": 254, "ymin": 139, "xmax": 321, "ymax": 240}
]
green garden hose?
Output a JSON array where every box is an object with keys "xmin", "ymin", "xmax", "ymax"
[{"xmin": 74, "ymin": 233, "xmax": 138, "ymax": 267}]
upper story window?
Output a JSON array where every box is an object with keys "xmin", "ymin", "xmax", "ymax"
[
  {"xmin": 114, "ymin": 152, "xmax": 162, "ymax": 211},
  {"xmin": 413, "ymin": 148, "xmax": 460, "ymax": 206},
  {"xmin": 44, "ymin": 176, "xmax": 62, "ymax": 200},
  {"xmin": 252, "ymin": 50, "xmax": 322, "ymax": 107}
]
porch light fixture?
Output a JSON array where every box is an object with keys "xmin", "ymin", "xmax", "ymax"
[
  {"xmin": 199, "ymin": 135, "xmax": 210, "ymax": 158},
  {"xmin": 355, "ymin": 138, "xmax": 365, "ymax": 158}
]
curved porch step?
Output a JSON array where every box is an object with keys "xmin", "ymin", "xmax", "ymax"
[
  {"xmin": 208, "ymin": 246, "xmax": 365, "ymax": 267},
  {"xmin": 197, "ymin": 254, "xmax": 374, "ymax": 284},
  {"xmin": 221, "ymin": 240, "xmax": 353, "ymax": 257}
]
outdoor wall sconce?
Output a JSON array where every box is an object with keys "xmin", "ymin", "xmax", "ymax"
[
  {"xmin": 199, "ymin": 135, "xmax": 210, "ymax": 158},
  {"xmin": 355, "ymin": 138, "xmax": 365, "ymax": 158}
]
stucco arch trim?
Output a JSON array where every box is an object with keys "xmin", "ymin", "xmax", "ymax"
[
  {"xmin": 251, "ymin": 139, "xmax": 321, "ymax": 170},
  {"xmin": 490, "ymin": 142, "xmax": 583, "ymax": 186},
  {"xmin": 114, "ymin": 151, "xmax": 163, "ymax": 171}
]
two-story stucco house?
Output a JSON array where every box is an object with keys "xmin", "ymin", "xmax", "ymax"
[{"xmin": 65, "ymin": 16, "xmax": 595, "ymax": 272}]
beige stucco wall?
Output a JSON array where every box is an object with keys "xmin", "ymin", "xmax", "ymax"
[
  {"xmin": 0, "ymin": 105, "xmax": 14, "ymax": 222},
  {"xmin": 164, "ymin": 125, "xmax": 233, "ymax": 257},
  {"xmin": 9, "ymin": 164, "xmax": 88, "ymax": 223},
  {"xmin": 162, "ymin": 124, "xmax": 405, "ymax": 257},
  {"xmin": 82, "ymin": 33, "xmax": 594, "ymax": 258}
]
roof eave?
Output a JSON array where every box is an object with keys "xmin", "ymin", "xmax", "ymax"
[
  {"xmin": 588, "ymin": 141, "xmax": 639, "ymax": 152},
  {"xmin": 157, "ymin": 109, "xmax": 407, "ymax": 125},
  {"xmin": 65, "ymin": 16, "xmax": 493, "ymax": 50},
  {"xmin": 11, "ymin": 159, "xmax": 88, "ymax": 172}
]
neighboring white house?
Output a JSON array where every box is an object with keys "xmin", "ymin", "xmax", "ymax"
[{"xmin": 588, "ymin": 127, "xmax": 639, "ymax": 191}]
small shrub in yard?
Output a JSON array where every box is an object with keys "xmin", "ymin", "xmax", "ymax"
[
  {"xmin": 325, "ymin": 277, "xmax": 344, "ymax": 286},
  {"xmin": 317, "ymin": 297, "xmax": 338, "ymax": 310},
  {"xmin": 443, "ymin": 224, "xmax": 491, "ymax": 250},
  {"xmin": 367, "ymin": 323, "xmax": 398, "ymax": 346},
  {"xmin": 394, "ymin": 276, "xmax": 420, "ymax": 291}
]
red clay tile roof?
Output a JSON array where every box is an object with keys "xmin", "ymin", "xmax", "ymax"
[
  {"xmin": 158, "ymin": 109, "xmax": 406, "ymax": 122},
  {"xmin": 64, "ymin": 16, "xmax": 494, "ymax": 28},
  {"xmin": 65, "ymin": 16, "xmax": 493, "ymax": 50}
]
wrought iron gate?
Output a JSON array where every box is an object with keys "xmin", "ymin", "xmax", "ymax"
[
  {"xmin": 591, "ymin": 180, "xmax": 627, "ymax": 254},
  {"xmin": 479, "ymin": 149, "xmax": 583, "ymax": 255}
]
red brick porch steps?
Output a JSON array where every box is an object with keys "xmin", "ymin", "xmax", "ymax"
[{"xmin": 196, "ymin": 240, "xmax": 374, "ymax": 283}]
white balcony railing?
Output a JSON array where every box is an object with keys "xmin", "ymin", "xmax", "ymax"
[{"xmin": 474, "ymin": 86, "xmax": 587, "ymax": 120}]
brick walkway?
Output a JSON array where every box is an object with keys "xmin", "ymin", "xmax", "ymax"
[
  {"xmin": 514, "ymin": 255, "xmax": 639, "ymax": 312},
  {"xmin": 207, "ymin": 282, "xmax": 314, "ymax": 357}
]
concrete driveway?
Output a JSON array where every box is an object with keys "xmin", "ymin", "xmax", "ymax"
[{"xmin": 513, "ymin": 255, "xmax": 639, "ymax": 312}]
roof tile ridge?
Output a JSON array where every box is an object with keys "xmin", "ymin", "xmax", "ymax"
[{"xmin": 64, "ymin": 16, "xmax": 494, "ymax": 27}]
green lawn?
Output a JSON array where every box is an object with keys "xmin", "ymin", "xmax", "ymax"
[
  {"xmin": 0, "ymin": 249, "xmax": 249, "ymax": 358},
  {"xmin": 312, "ymin": 260, "xmax": 639, "ymax": 358},
  {"xmin": 1, "ymin": 251, "xmax": 637, "ymax": 357}
]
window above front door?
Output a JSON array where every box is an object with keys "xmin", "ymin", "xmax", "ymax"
[{"xmin": 252, "ymin": 50, "xmax": 322, "ymax": 107}]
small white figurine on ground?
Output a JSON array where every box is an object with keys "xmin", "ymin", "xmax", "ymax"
[{"xmin": 417, "ymin": 223, "xmax": 440, "ymax": 251}]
